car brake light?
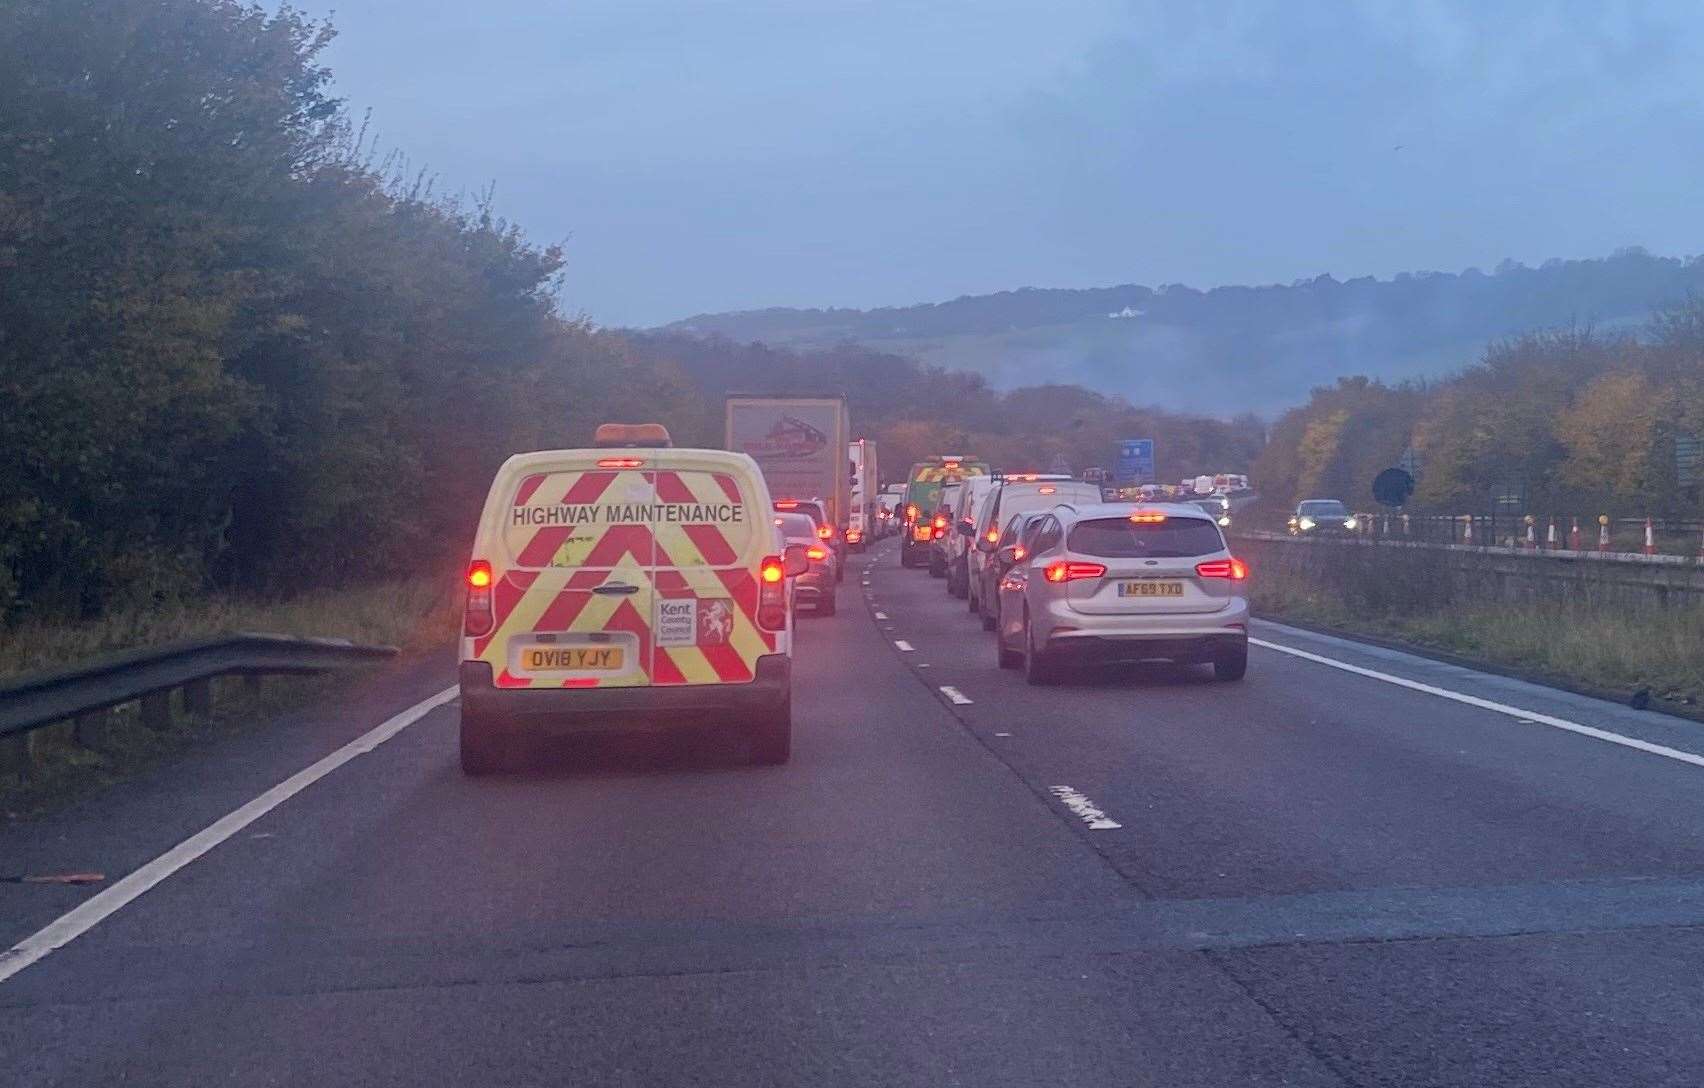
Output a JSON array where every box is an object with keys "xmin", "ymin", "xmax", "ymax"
[
  {"xmin": 1195, "ymin": 557, "xmax": 1249, "ymax": 580},
  {"xmin": 758, "ymin": 554, "xmax": 787, "ymax": 630},
  {"xmin": 905, "ymin": 504, "xmax": 918, "ymax": 520},
  {"xmin": 1043, "ymin": 561, "xmax": 1107, "ymax": 583},
  {"xmin": 932, "ymin": 515, "xmax": 947, "ymax": 530},
  {"xmin": 1010, "ymin": 546, "xmax": 1026, "ymax": 561},
  {"xmin": 464, "ymin": 560, "xmax": 494, "ymax": 636},
  {"xmin": 1038, "ymin": 486, "xmax": 1055, "ymax": 494},
  {"xmin": 985, "ymin": 529, "xmax": 1000, "ymax": 543},
  {"xmin": 1129, "ymin": 512, "xmax": 1167, "ymax": 523},
  {"xmin": 807, "ymin": 545, "xmax": 827, "ymax": 561},
  {"xmin": 596, "ymin": 457, "xmax": 645, "ymax": 469},
  {"xmin": 817, "ymin": 525, "xmax": 833, "ymax": 540},
  {"xmin": 845, "ymin": 529, "xmax": 862, "ymax": 542}
]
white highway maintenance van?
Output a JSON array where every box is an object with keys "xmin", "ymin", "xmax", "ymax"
[{"xmin": 458, "ymin": 424, "xmax": 807, "ymax": 773}]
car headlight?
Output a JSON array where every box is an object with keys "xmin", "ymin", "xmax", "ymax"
[
  {"xmin": 1217, "ymin": 515, "xmax": 1231, "ymax": 527},
  {"xmin": 1342, "ymin": 516, "xmax": 1358, "ymax": 531},
  {"xmin": 1298, "ymin": 516, "xmax": 1315, "ymax": 531}
]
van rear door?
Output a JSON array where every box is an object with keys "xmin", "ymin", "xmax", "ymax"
[
  {"xmin": 647, "ymin": 453, "xmax": 775, "ymax": 686},
  {"xmin": 492, "ymin": 463, "xmax": 656, "ymax": 688}
]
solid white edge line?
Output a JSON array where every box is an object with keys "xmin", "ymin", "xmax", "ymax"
[
  {"xmin": 893, "ymin": 640, "xmax": 915, "ymax": 651},
  {"xmin": 1249, "ymin": 637, "xmax": 1704, "ymax": 770},
  {"xmin": 939, "ymin": 685, "xmax": 973, "ymax": 705},
  {"xmin": 0, "ymin": 684, "xmax": 460, "ymax": 986}
]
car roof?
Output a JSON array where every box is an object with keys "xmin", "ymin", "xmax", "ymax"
[{"xmin": 1049, "ymin": 501, "xmax": 1216, "ymax": 522}]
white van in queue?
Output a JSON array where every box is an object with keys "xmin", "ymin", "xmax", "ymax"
[{"xmin": 458, "ymin": 424, "xmax": 808, "ymax": 773}]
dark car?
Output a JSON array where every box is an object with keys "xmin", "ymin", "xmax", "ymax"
[{"xmin": 1288, "ymin": 499, "xmax": 1358, "ymax": 535}]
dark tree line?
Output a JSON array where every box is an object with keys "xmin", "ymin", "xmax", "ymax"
[{"xmin": 0, "ymin": 0, "xmax": 1269, "ymax": 626}]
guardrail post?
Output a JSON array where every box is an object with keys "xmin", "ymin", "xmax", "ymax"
[
  {"xmin": 185, "ymin": 678, "xmax": 213, "ymax": 718},
  {"xmin": 1462, "ymin": 515, "xmax": 1473, "ymax": 546},
  {"xmin": 1570, "ymin": 517, "xmax": 1581, "ymax": 551},
  {"xmin": 1546, "ymin": 519, "xmax": 1557, "ymax": 551},
  {"xmin": 1598, "ymin": 515, "xmax": 1611, "ymax": 554},
  {"xmin": 141, "ymin": 691, "xmax": 173, "ymax": 730},
  {"xmin": 1644, "ymin": 517, "xmax": 1656, "ymax": 556}
]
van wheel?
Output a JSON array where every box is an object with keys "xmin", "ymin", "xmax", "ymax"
[
  {"xmin": 1213, "ymin": 640, "xmax": 1249, "ymax": 682},
  {"xmin": 750, "ymin": 702, "xmax": 792, "ymax": 765},
  {"xmin": 460, "ymin": 712, "xmax": 515, "ymax": 775}
]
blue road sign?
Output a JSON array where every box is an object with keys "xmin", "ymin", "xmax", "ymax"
[{"xmin": 1116, "ymin": 439, "xmax": 1154, "ymax": 486}]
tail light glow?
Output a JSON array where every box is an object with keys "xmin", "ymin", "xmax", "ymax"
[
  {"xmin": 1038, "ymin": 486, "xmax": 1056, "ymax": 495},
  {"xmin": 464, "ymin": 560, "xmax": 494, "ymax": 636},
  {"xmin": 1130, "ymin": 512, "xmax": 1167, "ymax": 523},
  {"xmin": 1195, "ymin": 557, "xmax": 1249, "ymax": 580},
  {"xmin": 845, "ymin": 528, "xmax": 862, "ymax": 542},
  {"xmin": 1043, "ymin": 561, "xmax": 1107, "ymax": 583},
  {"xmin": 905, "ymin": 504, "xmax": 918, "ymax": 521},
  {"xmin": 775, "ymin": 500, "xmax": 799, "ymax": 509},
  {"xmin": 816, "ymin": 525, "xmax": 833, "ymax": 540},
  {"xmin": 806, "ymin": 545, "xmax": 827, "ymax": 561},
  {"xmin": 932, "ymin": 514, "xmax": 947, "ymax": 530},
  {"xmin": 758, "ymin": 555, "xmax": 787, "ymax": 630},
  {"xmin": 596, "ymin": 457, "xmax": 645, "ymax": 469},
  {"xmin": 985, "ymin": 529, "xmax": 1000, "ymax": 543}
]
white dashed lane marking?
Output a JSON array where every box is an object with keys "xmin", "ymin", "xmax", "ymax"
[
  {"xmin": 873, "ymin": 611, "xmax": 888, "ymax": 620},
  {"xmin": 939, "ymin": 685, "xmax": 972, "ymax": 705},
  {"xmin": 1050, "ymin": 785, "xmax": 1122, "ymax": 831},
  {"xmin": 893, "ymin": 640, "xmax": 915, "ymax": 652}
]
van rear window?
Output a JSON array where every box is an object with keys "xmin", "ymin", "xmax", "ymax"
[
  {"xmin": 1067, "ymin": 517, "xmax": 1224, "ymax": 558},
  {"xmin": 503, "ymin": 468, "xmax": 753, "ymax": 568}
]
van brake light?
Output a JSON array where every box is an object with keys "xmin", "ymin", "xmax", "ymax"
[
  {"xmin": 464, "ymin": 560, "xmax": 494, "ymax": 637},
  {"xmin": 1043, "ymin": 561, "xmax": 1106, "ymax": 583},
  {"xmin": 1195, "ymin": 557, "xmax": 1249, "ymax": 580},
  {"xmin": 596, "ymin": 457, "xmax": 645, "ymax": 469},
  {"xmin": 758, "ymin": 555, "xmax": 787, "ymax": 630}
]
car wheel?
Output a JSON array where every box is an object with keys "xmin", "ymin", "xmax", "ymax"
[
  {"xmin": 966, "ymin": 579, "xmax": 980, "ymax": 612},
  {"xmin": 928, "ymin": 553, "xmax": 945, "ymax": 578},
  {"xmin": 460, "ymin": 711, "xmax": 515, "ymax": 775},
  {"xmin": 750, "ymin": 700, "xmax": 792, "ymax": 765},
  {"xmin": 980, "ymin": 591, "xmax": 997, "ymax": 631},
  {"xmin": 836, "ymin": 561, "xmax": 845, "ymax": 583},
  {"xmin": 1213, "ymin": 639, "xmax": 1249, "ymax": 682},
  {"xmin": 948, "ymin": 561, "xmax": 968, "ymax": 598},
  {"xmin": 1023, "ymin": 615, "xmax": 1060, "ymax": 686},
  {"xmin": 996, "ymin": 622, "xmax": 1022, "ymax": 669},
  {"xmin": 818, "ymin": 590, "xmax": 837, "ymax": 616}
]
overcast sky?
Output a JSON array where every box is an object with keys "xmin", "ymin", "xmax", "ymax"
[{"xmin": 307, "ymin": 0, "xmax": 1704, "ymax": 327}]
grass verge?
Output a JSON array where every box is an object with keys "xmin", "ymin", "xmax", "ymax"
[
  {"xmin": 1252, "ymin": 571, "xmax": 1704, "ymax": 712},
  {"xmin": 1, "ymin": 574, "xmax": 461, "ymax": 819}
]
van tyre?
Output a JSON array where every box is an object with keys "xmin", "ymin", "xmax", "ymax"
[
  {"xmin": 460, "ymin": 713, "xmax": 516, "ymax": 775},
  {"xmin": 1213, "ymin": 640, "xmax": 1249, "ymax": 682},
  {"xmin": 750, "ymin": 702, "xmax": 792, "ymax": 765},
  {"xmin": 948, "ymin": 561, "xmax": 968, "ymax": 598}
]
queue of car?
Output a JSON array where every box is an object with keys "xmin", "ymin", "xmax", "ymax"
[{"xmin": 904, "ymin": 464, "xmax": 1252, "ymax": 687}]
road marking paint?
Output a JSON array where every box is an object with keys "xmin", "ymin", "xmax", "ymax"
[
  {"xmin": 917, "ymin": 662, "xmax": 930, "ymax": 668},
  {"xmin": 994, "ymin": 732, "xmax": 1011, "ymax": 737},
  {"xmin": 873, "ymin": 611, "xmax": 888, "ymax": 620},
  {"xmin": 939, "ymin": 685, "xmax": 972, "ymax": 705},
  {"xmin": 893, "ymin": 639, "xmax": 915, "ymax": 651},
  {"xmin": 1250, "ymin": 637, "xmax": 1704, "ymax": 770},
  {"xmin": 0, "ymin": 685, "xmax": 460, "ymax": 986},
  {"xmin": 1049, "ymin": 785, "xmax": 1122, "ymax": 830}
]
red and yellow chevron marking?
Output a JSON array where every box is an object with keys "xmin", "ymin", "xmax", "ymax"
[{"xmin": 483, "ymin": 465, "xmax": 770, "ymax": 690}]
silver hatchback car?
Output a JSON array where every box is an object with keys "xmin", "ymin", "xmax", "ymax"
[{"xmin": 993, "ymin": 502, "xmax": 1249, "ymax": 684}]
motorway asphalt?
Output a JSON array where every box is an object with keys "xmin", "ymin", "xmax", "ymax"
[{"xmin": 6, "ymin": 536, "xmax": 1704, "ymax": 1085}]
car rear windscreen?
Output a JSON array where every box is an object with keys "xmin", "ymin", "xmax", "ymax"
[{"xmin": 1067, "ymin": 517, "xmax": 1225, "ymax": 558}]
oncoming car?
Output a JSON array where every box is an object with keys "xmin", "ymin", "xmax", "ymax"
[
  {"xmin": 458, "ymin": 423, "xmax": 809, "ymax": 773},
  {"xmin": 1289, "ymin": 499, "xmax": 1357, "ymax": 535},
  {"xmin": 992, "ymin": 502, "xmax": 1249, "ymax": 684}
]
